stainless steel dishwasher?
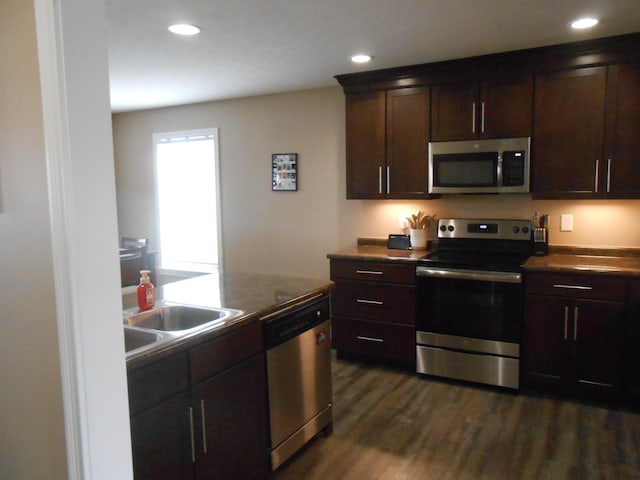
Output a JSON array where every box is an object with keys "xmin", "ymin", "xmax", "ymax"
[{"xmin": 262, "ymin": 295, "xmax": 333, "ymax": 470}]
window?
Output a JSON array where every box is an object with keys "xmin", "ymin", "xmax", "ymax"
[{"xmin": 153, "ymin": 128, "xmax": 221, "ymax": 273}]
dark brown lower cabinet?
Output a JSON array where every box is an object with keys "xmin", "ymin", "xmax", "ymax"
[
  {"xmin": 128, "ymin": 322, "xmax": 268, "ymax": 480},
  {"xmin": 191, "ymin": 355, "xmax": 268, "ymax": 480},
  {"xmin": 625, "ymin": 280, "xmax": 640, "ymax": 403},
  {"xmin": 329, "ymin": 259, "xmax": 416, "ymax": 368},
  {"xmin": 130, "ymin": 392, "xmax": 193, "ymax": 480},
  {"xmin": 523, "ymin": 294, "xmax": 624, "ymax": 397}
]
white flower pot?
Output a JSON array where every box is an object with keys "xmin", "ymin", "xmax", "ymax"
[{"xmin": 409, "ymin": 228, "xmax": 428, "ymax": 250}]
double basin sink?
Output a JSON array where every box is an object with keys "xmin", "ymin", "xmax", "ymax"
[{"xmin": 123, "ymin": 303, "xmax": 243, "ymax": 360}]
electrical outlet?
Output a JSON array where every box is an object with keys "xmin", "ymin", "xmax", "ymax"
[
  {"xmin": 399, "ymin": 213, "xmax": 409, "ymax": 230},
  {"xmin": 560, "ymin": 214, "xmax": 574, "ymax": 232}
]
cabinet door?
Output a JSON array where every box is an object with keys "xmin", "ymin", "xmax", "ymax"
[
  {"xmin": 431, "ymin": 83, "xmax": 478, "ymax": 141},
  {"xmin": 130, "ymin": 392, "xmax": 193, "ymax": 480},
  {"xmin": 625, "ymin": 280, "xmax": 640, "ymax": 401},
  {"xmin": 532, "ymin": 67, "xmax": 607, "ymax": 198},
  {"xmin": 192, "ymin": 355, "xmax": 268, "ymax": 480},
  {"xmin": 571, "ymin": 299, "xmax": 623, "ymax": 394},
  {"xmin": 346, "ymin": 91, "xmax": 386, "ymax": 198},
  {"xmin": 522, "ymin": 295, "xmax": 569, "ymax": 389},
  {"xmin": 480, "ymin": 76, "xmax": 533, "ymax": 138},
  {"xmin": 386, "ymin": 87, "xmax": 430, "ymax": 198},
  {"xmin": 604, "ymin": 62, "xmax": 640, "ymax": 197}
]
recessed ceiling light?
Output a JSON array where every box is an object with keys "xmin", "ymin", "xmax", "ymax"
[
  {"xmin": 168, "ymin": 24, "xmax": 201, "ymax": 36},
  {"xmin": 351, "ymin": 54, "xmax": 372, "ymax": 64},
  {"xmin": 571, "ymin": 17, "xmax": 599, "ymax": 29}
]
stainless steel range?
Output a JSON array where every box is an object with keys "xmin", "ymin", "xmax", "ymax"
[{"xmin": 415, "ymin": 218, "xmax": 533, "ymax": 389}]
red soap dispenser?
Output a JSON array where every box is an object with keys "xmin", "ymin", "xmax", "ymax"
[{"xmin": 137, "ymin": 270, "xmax": 155, "ymax": 311}]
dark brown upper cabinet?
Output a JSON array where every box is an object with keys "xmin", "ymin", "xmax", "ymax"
[
  {"xmin": 532, "ymin": 62, "xmax": 640, "ymax": 199},
  {"xmin": 336, "ymin": 33, "xmax": 640, "ymax": 200},
  {"xmin": 532, "ymin": 67, "xmax": 607, "ymax": 198},
  {"xmin": 431, "ymin": 76, "xmax": 533, "ymax": 141},
  {"xmin": 346, "ymin": 87, "xmax": 431, "ymax": 199},
  {"xmin": 603, "ymin": 62, "xmax": 640, "ymax": 198}
]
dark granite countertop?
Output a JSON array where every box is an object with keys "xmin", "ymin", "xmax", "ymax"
[
  {"xmin": 326, "ymin": 238, "xmax": 433, "ymax": 263},
  {"xmin": 124, "ymin": 272, "xmax": 334, "ymax": 369},
  {"xmin": 327, "ymin": 240, "xmax": 640, "ymax": 278},
  {"xmin": 524, "ymin": 253, "xmax": 640, "ymax": 277}
]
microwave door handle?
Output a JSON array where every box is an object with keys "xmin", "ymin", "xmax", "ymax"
[{"xmin": 497, "ymin": 152, "xmax": 503, "ymax": 188}]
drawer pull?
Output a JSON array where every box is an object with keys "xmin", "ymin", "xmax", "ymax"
[
  {"xmin": 552, "ymin": 284, "xmax": 593, "ymax": 291},
  {"xmin": 356, "ymin": 335, "xmax": 384, "ymax": 343},
  {"xmin": 578, "ymin": 379, "xmax": 613, "ymax": 388},
  {"xmin": 356, "ymin": 270, "xmax": 384, "ymax": 275},
  {"xmin": 356, "ymin": 299, "xmax": 383, "ymax": 305}
]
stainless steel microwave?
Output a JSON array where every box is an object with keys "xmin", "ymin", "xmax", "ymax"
[{"xmin": 428, "ymin": 137, "xmax": 531, "ymax": 194}]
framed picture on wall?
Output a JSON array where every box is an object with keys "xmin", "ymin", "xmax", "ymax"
[{"xmin": 272, "ymin": 153, "xmax": 298, "ymax": 191}]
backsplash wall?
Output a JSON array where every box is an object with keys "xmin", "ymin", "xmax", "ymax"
[{"xmin": 340, "ymin": 197, "xmax": 640, "ymax": 249}]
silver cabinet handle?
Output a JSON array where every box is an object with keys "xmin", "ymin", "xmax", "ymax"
[
  {"xmin": 594, "ymin": 159, "xmax": 599, "ymax": 193},
  {"xmin": 481, "ymin": 101, "xmax": 485, "ymax": 133},
  {"xmin": 200, "ymin": 400, "xmax": 207, "ymax": 454},
  {"xmin": 356, "ymin": 299, "xmax": 383, "ymax": 305},
  {"xmin": 472, "ymin": 102, "xmax": 476, "ymax": 133},
  {"xmin": 552, "ymin": 284, "xmax": 593, "ymax": 291},
  {"xmin": 378, "ymin": 166, "xmax": 383, "ymax": 194},
  {"xmin": 189, "ymin": 407, "xmax": 196, "ymax": 463},
  {"xmin": 356, "ymin": 270, "xmax": 383, "ymax": 275},
  {"xmin": 606, "ymin": 158, "xmax": 612, "ymax": 193},
  {"xmin": 573, "ymin": 307, "xmax": 578, "ymax": 341},
  {"xmin": 563, "ymin": 306, "xmax": 569, "ymax": 340},
  {"xmin": 386, "ymin": 165, "xmax": 390, "ymax": 195},
  {"xmin": 356, "ymin": 335, "xmax": 384, "ymax": 343}
]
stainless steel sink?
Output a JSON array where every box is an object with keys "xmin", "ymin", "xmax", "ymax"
[
  {"xmin": 124, "ymin": 304, "xmax": 241, "ymax": 332},
  {"xmin": 123, "ymin": 303, "xmax": 244, "ymax": 361},
  {"xmin": 123, "ymin": 326, "xmax": 163, "ymax": 353}
]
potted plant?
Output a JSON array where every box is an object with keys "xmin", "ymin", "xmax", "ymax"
[{"xmin": 405, "ymin": 210, "xmax": 437, "ymax": 249}]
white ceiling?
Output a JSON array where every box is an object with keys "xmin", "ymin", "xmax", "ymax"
[{"xmin": 106, "ymin": 0, "xmax": 640, "ymax": 113}]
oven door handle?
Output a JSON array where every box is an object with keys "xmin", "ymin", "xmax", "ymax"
[{"xmin": 416, "ymin": 266, "xmax": 522, "ymax": 284}]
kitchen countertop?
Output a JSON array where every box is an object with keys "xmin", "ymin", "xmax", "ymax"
[
  {"xmin": 326, "ymin": 242, "xmax": 432, "ymax": 263},
  {"xmin": 124, "ymin": 272, "xmax": 334, "ymax": 369},
  {"xmin": 327, "ymin": 240, "xmax": 640, "ymax": 277},
  {"xmin": 524, "ymin": 253, "xmax": 640, "ymax": 277}
]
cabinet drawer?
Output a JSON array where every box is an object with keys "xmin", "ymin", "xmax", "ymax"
[
  {"xmin": 525, "ymin": 272, "xmax": 625, "ymax": 301},
  {"xmin": 128, "ymin": 351, "xmax": 190, "ymax": 416},
  {"xmin": 333, "ymin": 317, "xmax": 415, "ymax": 365},
  {"xmin": 331, "ymin": 282, "xmax": 415, "ymax": 324},
  {"xmin": 330, "ymin": 259, "xmax": 415, "ymax": 284},
  {"xmin": 190, "ymin": 320, "xmax": 262, "ymax": 385}
]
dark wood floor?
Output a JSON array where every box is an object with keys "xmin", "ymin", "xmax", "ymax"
[{"xmin": 274, "ymin": 354, "xmax": 640, "ymax": 480}]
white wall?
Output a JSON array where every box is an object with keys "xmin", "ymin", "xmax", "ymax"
[
  {"xmin": 113, "ymin": 88, "xmax": 640, "ymax": 282},
  {"xmin": 113, "ymin": 87, "xmax": 345, "ymax": 279},
  {"xmin": 0, "ymin": 2, "xmax": 67, "ymax": 478},
  {"xmin": 1, "ymin": 0, "xmax": 132, "ymax": 478}
]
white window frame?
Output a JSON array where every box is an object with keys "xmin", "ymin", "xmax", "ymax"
[{"xmin": 152, "ymin": 128, "xmax": 223, "ymax": 274}]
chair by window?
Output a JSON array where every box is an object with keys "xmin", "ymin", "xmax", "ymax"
[{"xmin": 121, "ymin": 237, "xmax": 148, "ymax": 250}]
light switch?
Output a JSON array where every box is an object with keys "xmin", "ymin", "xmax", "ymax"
[{"xmin": 560, "ymin": 214, "xmax": 574, "ymax": 232}]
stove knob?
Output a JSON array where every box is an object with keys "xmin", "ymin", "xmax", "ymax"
[
  {"xmin": 522, "ymin": 227, "xmax": 529, "ymax": 234},
  {"xmin": 512, "ymin": 226, "xmax": 520, "ymax": 234},
  {"xmin": 447, "ymin": 225, "xmax": 454, "ymax": 232},
  {"xmin": 439, "ymin": 225, "xmax": 446, "ymax": 232}
]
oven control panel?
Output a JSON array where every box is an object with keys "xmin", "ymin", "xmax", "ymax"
[{"xmin": 437, "ymin": 218, "xmax": 532, "ymax": 241}]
